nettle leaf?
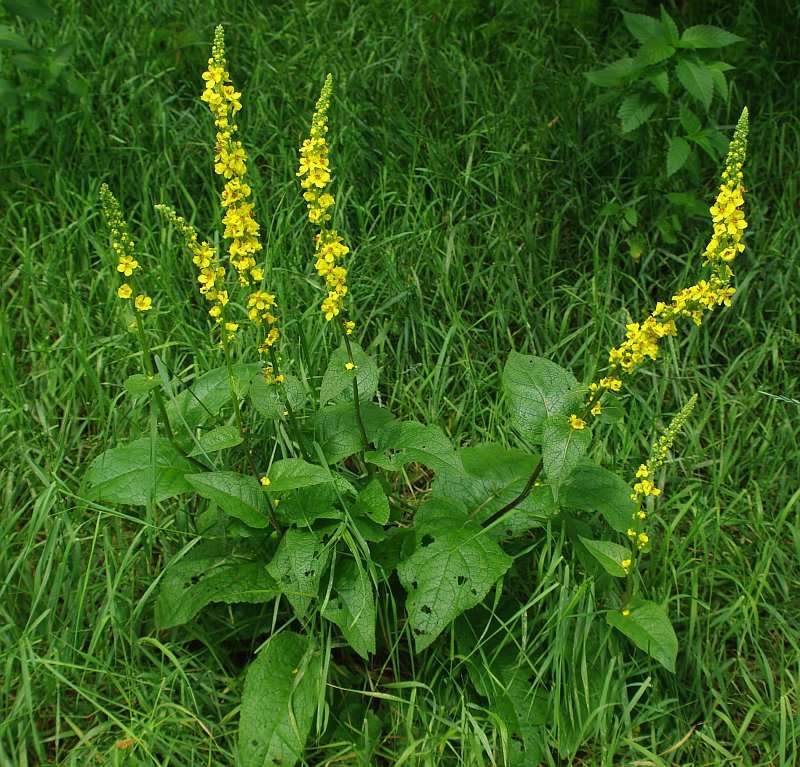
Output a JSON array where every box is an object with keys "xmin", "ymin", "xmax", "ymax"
[
  {"xmin": 353, "ymin": 479, "xmax": 390, "ymax": 525},
  {"xmin": 678, "ymin": 102, "xmax": 702, "ymax": 135},
  {"xmin": 320, "ymin": 342, "xmax": 379, "ymax": 405},
  {"xmin": 155, "ymin": 545, "xmax": 279, "ymax": 630},
  {"xmin": 560, "ymin": 461, "xmax": 636, "ymax": 533},
  {"xmin": 186, "ymin": 471, "xmax": 271, "ymax": 529},
  {"xmin": 679, "ymin": 25, "xmax": 744, "ymax": 50},
  {"xmin": 707, "ymin": 63, "xmax": 729, "ymax": 101},
  {"xmin": 123, "ymin": 373, "xmax": 159, "ymax": 396},
  {"xmin": 622, "ymin": 11, "xmax": 664, "ymax": 44},
  {"xmin": 607, "ymin": 599, "xmax": 679, "ymax": 672},
  {"xmin": 675, "ymin": 58, "xmax": 714, "ymax": 110},
  {"xmin": 430, "ymin": 444, "xmax": 556, "ymax": 538},
  {"xmin": 86, "ymin": 437, "xmax": 193, "ymax": 505},
  {"xmin": 541, "ymin": 415, "xmax": 592, "ymax": 486},
  {"xmin": 322, "ymin": 558, "xmax": 376, "ymax": 659},
  {"xmin": 366, "ymin": 420, "xmax": 463, "ymax": 475},
  {"xmin": 646, "ymin": 69, "xmax": 669, "ymax": 98},
  {"xmin": 267, "ymin": 528, "xmax": 331, "ymax": 619},
  {"xmin": 189, "ymin": 425, "xmax": 242, "ymax": 455},
  {"xmin": 239, "ymin": 631, "xmax": 322, "ymax": 767},
  {"xmin": 263, "ymin": 457, "xmax": 354, "ymax": 496},
  {"xmin": 659, "ymin": 6, "xmax": 680, "ymax": 44},
  {"xmin": 578, "ymin": 536, "xmax": 630, "ymax": 578},
  {"xmin": 667, "ymin": 136, "xmax": 691, "ymax": 176},
  {"xmin": 633, "ymin": 38, "xmax": 675, "ymax": 66},
  {"xmin": 585, "ymin": 57, "xmax": 640, "ymax": 88},
  {"xmin": 167, "ymin": 363, "xmax": 260, "ymax": 432},
  {"xmin": 397, "ymin": 508, "xmax": 512, "ymax": 651},
  {"xmin": 618, "ymin": 93, "xmax": 659, "ymax": 133},
  {"xmin": 249, "ymin": 373, "xmax": 306, "ymax": 420},
  {"xmin": 503, "ymin": 353, "xmax": 579, "ymax": 442},
  {"xmin": 316, "ymin": 402, "xmax": 393, "ymax": 464}
]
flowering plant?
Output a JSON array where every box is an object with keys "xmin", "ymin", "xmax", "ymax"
[{"xmin": 88, "ymin": 26, "xmax": 748, "ymax": 766}]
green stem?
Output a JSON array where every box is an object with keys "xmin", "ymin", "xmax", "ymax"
[
  {"xmin": 340, "ymin": 318, "xmax": 373, "ymax": 480},
  {"xmin": 268, "ymin": 347, "xmax": 312, "ymax": 462},
  {"xmin": 134, "ymin": 313, "xmax": 174, "ymax": 441}
]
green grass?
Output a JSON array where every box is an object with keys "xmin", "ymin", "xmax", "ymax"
[{"xmin": 2, "ymin": 0, "xmax": 799, "ymax": 764}]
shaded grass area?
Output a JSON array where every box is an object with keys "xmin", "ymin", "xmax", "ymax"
[{"xmin": 1, "ymin": 0, "xmax": 799, "ymax": 764}]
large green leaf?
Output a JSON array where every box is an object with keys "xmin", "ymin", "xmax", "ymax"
[
  {"xmin": 262, "ymin": 457, "xmax": 354, "ymax": 496},
  {"xmin": 397, "ymin": 508, "xmax": 512, "ymax": 651},
  {"xmin": 675, "ymin": 58, "xmax": 714, "ymax": 110},
  {"xmin": 352, "ymin": 479, "xmax": 390, "ymax": 526},
  {"xmin": 189, "ymin": 425, "xmax": 242, "ymax": 455},
  {"xmin": 585, "ymin": 57, "xmax": 639, "ymax": 88},
  {"xmin": 186, "ymin": 471, "xmax": 271, "ymax": 528},
  {"xmin": 319, "ymin": 342, "xmax": 379, "ymax": 405},
  {"xmin": 277, "ymin": 485, "xmax": 343, "ymax": 528},
  {"xmin": 559, "ymin": 461, "xmax": 636, "ymax": 533},
  {"xmin": 607, "ymin": 599, "xmax": 678, "ymax": 672},
  {"xmin": 667, "ymin": 135, "xmax": 691, "ymax": 176},
  {"xmin": 315, "ymin": 401, "xmax": 393, "ymax": 464},
  {"xmin": 429, "ymin": 444, "xmax": 556, "ymax": 538},
  {"xmin": 502, "ymin": 353, "xmax": 579, "ymax": 442},
  {"xmin": 618, "ymin": 93, "xmax": 659, "ymax": 133},
  {"xmin": 85, "ymin": 437, "xmax": 193, "ymax": 505},
  {"xmin": 267, "ymin": 528, "xmax": 331, "ymax": 619},
  {"xmin": 322, "ymin": 558, "xmax": 376, "ymax": 659},
  {"xmin": 249, "ymin": 373, "xmax": 306, "ymax": 420},
  {"xmin": 578, "ymin": 536, "xmax": 630, "ymax": 578},
  {"xmin": 123, "ymin": 373, "xmax": 159, "ymax": 397},
  {"xmin": 541, "ymin": 415, "xmax": 592, "ymax": 485},
  {"xmin": 366, "ymin": 420, "xmax": 463, "ymax": 475},
  {"xmin": 155, "ymin": 545, "xmax": 279, "ymax": 630},
  {"xmin": 622, "ymin": 10, "xmax": 664, "ymax": 44},
  {"xmin": 239, "ymin": 632, "xmax": 322, "ymax": 767},
  {"xmin": 679, "ymin": 25, "xmax": 744, "ymax": 50}
]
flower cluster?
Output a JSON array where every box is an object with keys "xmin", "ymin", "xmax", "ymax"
[
  {"xmin": 607, "ymin": 108, "xmax": 748, "ymax": 377},
  {"xmin": 298, "ymin": 74, "xmax": 354, "ymax": 333},
  {"xmin": 625, "ymin": 395, "xmax": 698, "ymax": 555},
  {"xmin": 201, "ymin": 25, "xmax": 264, "ymax": 289},
  {"xmin": 100, "ymin": 184, "xmax": 152, "ymax": 313}
]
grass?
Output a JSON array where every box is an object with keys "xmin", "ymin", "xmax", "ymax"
[{"xmin": 1, "ymin": 0, "xmax": 799, "ymax": 764}]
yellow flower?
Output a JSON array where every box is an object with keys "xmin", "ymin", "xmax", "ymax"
[
  {"xmin": 134, "ymin": 295, "xmax": 152, "ymax": 312},
  {"xmin": 260, "ymin": 476, "xmax": 271, "ymax": 486},
  {"xmin": 621, "ymin": 558, "xmax": 632, "ymax": 573},
  {"xmin": 622, "ymin": 608, "xmax": 631, "ymax": 617},
  {"xmin": 344, "ymin": 362, "xmax": 356, "ymax": 371},
  {"xmin": 568, "ymin": 414, "xmax": 586, "ymax": 430},
  {"xmin": 117, "ymin": 283, "xmax": 132, "ymax": 299}
]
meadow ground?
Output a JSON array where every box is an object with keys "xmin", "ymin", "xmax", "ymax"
[{"xmin": 1, "ymin": 0, "xmax": 798, "ymax": 764}]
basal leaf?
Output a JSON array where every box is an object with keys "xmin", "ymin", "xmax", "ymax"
[
  {"xmin": 320, "ymin": 342, "xmax": 379, "ymax": 405},
  {"xmin": 322, "ymin": 558, "xmax": 376, "ymax": 659},
  {"xmin": 397, "ymin": 511, "xmax": 512, "ymax": 651},
  {"xmin": 607, "ymin": 599, "xmax": 678, "ymax": 672},
  {"xmin": 86, "ymin": 437, "xmax": 193, "ymax": 505},
  {"xmin": 249, "ymin": 373, "xmax": 306, "ymax": 420},
  {"xmin": 155, "ymin": 545, "xmax": 279, "ymax": 630},
  {"xmin": 502, "ymin": 353, "xmax": 579, "ymax": 442},
  {"xmin": 578, "ymin": 536, "xmax": 630, "ymax": 577},
  {"xmin": 541, "ymin": 415, "xmax": 592, "ymax": 486},
  {"xmin": 366, "ymin": 420, "xmax": 463, "ymax": 475},
  {"xmin": 186, "ymin": 471, "xmax": 271, "ymax": 528},
  {"xmin": 266, "ymin": 528, "xmax": 331, "ymax": 619},
  {"xmin": 316, "ymin": 401, "xmax": 393, "ymax": 464},
  {"xmin": 560, "ymin": 461, "xmax": 636, "ymax": 533},
  {"xmin": 239, "ymin": 632, "xmax": 322, "ymax": 767}
]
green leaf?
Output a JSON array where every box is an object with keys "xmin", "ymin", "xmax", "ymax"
[
  {"xmin": 622, "ymin": 11, "xmax": 664, "ymax": 44},
  {"xmin": 188, "ymin": 425, "xmax": 242, "ymax": 455},
  {"xmin": 123, "ymin": 373, "xmax": 159, "ymax": 396},
  {"xmin": 645, "ymin": 69, "xmax": 669, "ymax": 98},
  {"xmin": 1, "ymin": 0, "xmax": 55, "ymax": 20},
  {"xmin": 186, "ymin": 471, "xmax": 271, "ymax": 529},
  {"xmin": 607, "ymin": 599, "xmax": 678, "ymax": 672},
  {"xmin": 249, "ymin": 373, "xmax": 306, "ymax": 420},
  {"xmin": 0, "ymin": 24, "xmax": 32, "ymax": 50},
  {"xmin": 429, "ymin": 444, "xmax": 555, "ymax": 538},
  {"xmin": 492, "ymin": 683, "xmax": 547, "ymax": 767},
  {"xmin": 559, "ymin": 461, "xmax": 636, "ymax": 533},
  {"xmin": 320, "ymin": 342, "xmax": 379, "ymax": 405},
  {"xmin": 267, "ymin": 528, "xmax": 331, "ymax": 619},
  {"xmin": 659, "ymin": 7, "xmax": 679, "ymax": 44},
  {"xmin": 678, "ymin": 102, "xmax": 701, "ymax": 135},
  {"xmin": 585, "ymin": 57, "xmax": 641, "ymax": 88},
  {"xmin": 366, "ymin": 420, "xmax": 463, "ymax": 475},
  {"xmin": 675, "ymin": 58, "xmax": 714, "ymax": 110},
  {"xmin": 353, "ymin": 479, "xmax": 390, "ymax": 526},
  {"xmin": 679, "ymin": 25, "xmax": 744, "ymax": 50},
  {"xmin": 707, "ymin": 63, "xmax": 728, "ymax": 101},
  {"xmin": 618, "ymin": 93, "xmax": 658, "ymax": 133},
  {"xmin": 541, "ymin": 415, "xmax": 592, "ymax": 485},
  {"xmin": 502, "ymin": 353, "xmax": 579, "ymax": 442},
  {"xmin": 86, "ymin": 437, "xmax": 193, "ymax": 505},
  {"xmin": 315, "ymin": 402, "xmax": 393, "ymax": 464},
  {"xmin": 239, "ymin": 632, "xmax": 322, "ymax": 767},
  {"xmin": 262, "ymin": 457, "xmax": 353, "ymax": 496},
  {"xmin": 397, "ymin": 510, "xmax": 512, "ymax": 651},
  {"xmin": 322, "ymin": 558, "xmax": 376, "ymax": 658},
  {"xmin": 666, "ymin": 136, "xmax": 691, "ymax": 176},
  {"xmin": 633, "ymin": 38, "xmax": 675, "ymax": 66},
  {"xmin": 578, "ymin": 536, "xmax": 630, "ymax": 577},
  {"xmin": 277, "ymin": 485, "xmax": 343, "ymax": 528},
  {"xmin": 155, "ymin": 544, "xmax": 279, "ymax": 630}
]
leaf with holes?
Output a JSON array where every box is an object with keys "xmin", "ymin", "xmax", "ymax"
[
  {"xmin": 321, "ymin": 558, "xmax": 376, "ymax": 658},
  {"xmin": 607, "ymin": 599, "xmax": 678, "ymax": 672},
  {"xmin": 266, "ymin": 528, "xmax": 331, "ymax": 619},
  {"xmin": 239, "ymin": 631, "xmax": 322, "ymax": 767},
  {"xmin": 541, "ymin": 415, "xmax": 592, "ymax": 485},
  {"xmin": 397, "ymin": 508, "xmax": 512, "ymax": 651},
  {"xmin": 319, "ymin": 342, "xmax": 379, "ymax": 405},
  {"xmin": 366, "ymin": 420, "xmax": 463, "ymax": 475},
  {"xmin": 86, "ymin": 437, "xmax": 193, "ymax": 505}
]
